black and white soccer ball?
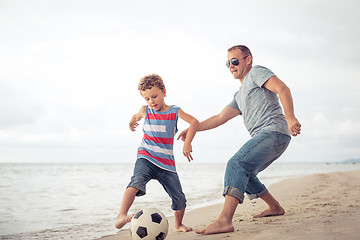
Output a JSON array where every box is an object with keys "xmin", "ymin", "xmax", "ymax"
[{"xmin": 130, "ymin": 208, "xmax": 169, "ymax": 240}]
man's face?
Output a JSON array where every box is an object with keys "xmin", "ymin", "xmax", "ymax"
[{"xmin": 227, "ymin": 49, "xmax": 251, "ymax": 80}]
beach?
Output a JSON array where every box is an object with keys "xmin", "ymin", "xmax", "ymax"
[{"xmin": 99, "ymin": 170, "xmax": 360, "ymax": 240}]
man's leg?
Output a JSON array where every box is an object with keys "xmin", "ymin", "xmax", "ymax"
[
  {"xmin": 244, "ymin": 132, "xmax": 290, "ymax": 218},
  {"xmin": 195, "ymin": 134, "xmax": 263, "ymax": 235},
  {"xmin": 253, "ymin": 192, "xmax": 285, "ymax": 218},
  {"xmin": 195, "ymin": 194, "xmax": 237, "ymax": 235}
]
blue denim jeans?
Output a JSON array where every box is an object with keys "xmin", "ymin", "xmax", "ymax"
[
  {"xmin": 223, "ymin": 130, "xmax": 291, "ymax": 203},
  {"xmin": 127, "ymin": 158, "xmax": 187, "ymax": 211}
]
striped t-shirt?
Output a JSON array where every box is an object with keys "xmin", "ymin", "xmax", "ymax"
[{"xmin": 137, "ymin": 105, "xmax": 179, "ymax": 172}]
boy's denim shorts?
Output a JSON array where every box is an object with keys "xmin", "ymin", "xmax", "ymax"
[
  {"xmin": 223, "ymin": 130, "xmax": 291, "ymax": 203},
  {"xmin": 127, "ymin": 158, "xmax": 187, "ymax": 211}
]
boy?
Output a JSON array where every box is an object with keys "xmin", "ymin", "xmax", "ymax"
[{"xmin": 115, "ymin": 74, "xmax": 199, "ymax": 232}]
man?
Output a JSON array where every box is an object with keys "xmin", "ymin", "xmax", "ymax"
[{"xmin": 177, "ymin": 45, "xmax": 301, "ymax": 235}]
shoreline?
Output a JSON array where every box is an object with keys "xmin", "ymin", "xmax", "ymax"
[{"xmin": 98, "ymin": 170, "xmax": 360, "ymax": 240}]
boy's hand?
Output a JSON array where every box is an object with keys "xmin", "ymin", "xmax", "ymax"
[
  {"xmin": 177, "ymin": 128, "xmax": 189, "ymax": 142},
  {"xmin": 129, "ymin": 121, "xmax": 139, "ymax": 132},
  {"xmin": 129, "ymin": 107, "xmax": 145, "ymax": 132},
  {"xmin": 183, "ymin": 142, "xmax": 193, "ymax": 162}
]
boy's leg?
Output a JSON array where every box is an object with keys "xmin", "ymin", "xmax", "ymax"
[
  {"xmin": 115, "ymin": 158, "xmax": 155, "ymax": 229},
  {"xmin": 158, "ymin": 170, "xmax": 192, "ymax": 232},
  {"xmin": 174, "ymin": 209, "xmax": 192, "ymax": 232},
  {"xmin": 195, "ymin": 194, "xmax": 237, "ymax": 235},
  {"xmin": 115, "ymin": 187, "xmax": 139, "ymax": 229}
]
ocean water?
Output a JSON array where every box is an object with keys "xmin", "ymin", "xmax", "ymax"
[{"xmin": 0, "ymin": 162, "xmax": 360, "ymax": 240}]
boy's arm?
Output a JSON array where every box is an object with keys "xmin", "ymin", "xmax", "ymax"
[
  {"xmin": 263, "ymin": 75, "xmax": 301, "ymax": 136},
  {"xmin": 129, "ymin": 106, "xmax": 146, "ymax": 131},
  {"xmin": 177, "ymin": 108, "xmax": 199, "ymax": 162}
]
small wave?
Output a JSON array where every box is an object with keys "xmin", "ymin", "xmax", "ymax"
[{"xmin": 58, "ymin": 208, "xmax": 77, "ymax": 212}]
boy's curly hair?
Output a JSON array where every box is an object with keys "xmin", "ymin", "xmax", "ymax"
[{"xmin": 138, "ymin": 74, "xmax": 166, "ymax": 92}]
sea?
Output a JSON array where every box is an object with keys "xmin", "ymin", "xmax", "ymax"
[{"xmin": 1, "ymin": 161, "xmax": 360, "ymax": 240}]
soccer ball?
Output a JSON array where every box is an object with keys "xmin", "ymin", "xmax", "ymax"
[{"xmin": 130, "ymin": 208, "xmax": 169, "ymax": 240}]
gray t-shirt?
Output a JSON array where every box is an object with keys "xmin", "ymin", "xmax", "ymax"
[{"xmin": 228, "ymin": 65, "xmax": 291, "ymax": 137}]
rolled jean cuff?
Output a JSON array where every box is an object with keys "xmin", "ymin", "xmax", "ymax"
[
  {"xmin": 172, "ymin": 202, "xmax": 186, "ymax": 211},
  {"xmin": 247, "ymin": 187, "xmax": 269, "ymax": 200},
  {"xmin": 223, "ymin": 186, "xmax": 245, "ymax": 204}
]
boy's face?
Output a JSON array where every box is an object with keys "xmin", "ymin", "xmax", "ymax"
[{"xmin": 140, "ymin": 86, "xmax": 167, "ymax": 111}]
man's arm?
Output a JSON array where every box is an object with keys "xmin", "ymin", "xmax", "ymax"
[
  {"xmin": 263, "ymin": 76, "xmax": 301, "ymax": 136},
  {"xmin": 177, "ymin": 106, "xmax": 240, "ymax": 141}
]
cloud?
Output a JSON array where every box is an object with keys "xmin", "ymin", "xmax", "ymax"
[
  {"xmin": 0, "ymin": 0, "xmax": 359, "ymax": 162},
  {"xmin": 304, "ymin": 107, "xmax": 360, "ymax": 138},
  {"xmin": 291, "ymin": 106, "xmax": 360, "ymax": 162},
  {"xmin": 0, "ymin": 80, "xmax": 44, "ymax": 129},
  {"xmin": 336, "ymin": 107, "xmax": 360, "ymax": 137}
]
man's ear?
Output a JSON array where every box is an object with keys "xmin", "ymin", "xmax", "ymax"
[
  {"xmin": 164, "ymin": 88, "xmax": 167, "ymax": 97},
  {"xmin": 246, "ymin": 55, "xmax": 252, "ymax": 65}
]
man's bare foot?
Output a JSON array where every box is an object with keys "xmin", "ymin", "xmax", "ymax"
[
  {"xmin": 195, "ymin": 219, "xmax": 234, "ymax": 235},
  {"xmin": 253, "ymin": 206, "xmax": 285, "ymax": 218},
  {"xmin": 115, "ymin": 214, "xmax": 132, "ymax": 229},
  {"xmin": 176, "ymin": 224, "xmax": 193, "ymax": 232}
]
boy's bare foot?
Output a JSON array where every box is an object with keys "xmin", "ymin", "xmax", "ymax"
[
  {"xmin": 115, "ymin": 214, "xmax": 132, "ymax": 229},
  {"xmin": 195, "ymin": 219, "xmax": 234, "ymax": 235},
  {"xmin": 253, "ymin": 206, "xmax": 285, "ymax": 218},
  {"xmin": 176, "ymin": 224, "xmax": 193, "ymax": 232}
]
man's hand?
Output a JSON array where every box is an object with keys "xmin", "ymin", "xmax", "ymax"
[
  {"xmin": 287, "ymin": 116, "xmax": 301, "ymax": 136},
  {"xmin": 177, "ymin": 128, "xmax": 189, "ymax": 142}
]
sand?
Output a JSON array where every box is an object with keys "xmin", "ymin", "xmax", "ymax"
[{"xmin": 98, "ymin": 170, "xmax": 360, "ymax": 240}]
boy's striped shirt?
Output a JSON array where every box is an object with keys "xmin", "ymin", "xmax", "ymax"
[{"xmin": 137, "ymin": 105, "xmax": 179, "ymax": 172}]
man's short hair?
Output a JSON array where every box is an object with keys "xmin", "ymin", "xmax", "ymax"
[{"xmin": 228, "ymin": 45, "xmax": 253, "ymax": 64}]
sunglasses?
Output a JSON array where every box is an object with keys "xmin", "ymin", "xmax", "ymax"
[{"xmin": 226, "ymin": 56, "xmax": 248, "ymax": 68}]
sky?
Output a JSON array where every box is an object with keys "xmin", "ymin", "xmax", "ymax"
[{"xmin": 0, "ymin": 0, "xmax": 359, "ymax": 163}]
